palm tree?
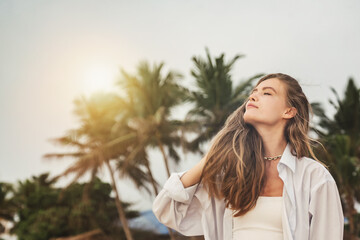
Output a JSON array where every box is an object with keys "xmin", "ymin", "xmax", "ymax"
[
  {"xmin": 0, "ymin": 182, "xmax": 16, "ymax": 236},
  {"xmin": 10, "ymin": 173, "xmax": 60, "ymax": 239},
  {"xmin": 118, "ymin": 61, "xmax": 187, "ymax": 178},
  {"xmin": 44, "ymin": 93, "xmax": 150, "ymax": 240},
  {"xmin": 318, "ymin": 135, "xmax": 360, "ymax": 237},
  {"xmin": 314, "ymin": 78, "xmax": 360, "ymax": 238},
  {"xmin": 117, "ymin": 61, "xmax": 187, "ymax": 240},
  {"xmin": 10, "ymin": 173, "xmax": 138, "ymax": 240},
  {"xmin": 184, "ymin": 48, "xmax": 264, "ymax": 153}
]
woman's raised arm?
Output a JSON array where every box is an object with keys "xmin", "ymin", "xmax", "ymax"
[{"xmin": 180, "ymin": 156, "xmax": 206, "ymax": 188}]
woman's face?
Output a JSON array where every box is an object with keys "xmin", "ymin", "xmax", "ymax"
[{"xmin": 244, "ymin": 78, "xmax": 293, "ymax": 127}]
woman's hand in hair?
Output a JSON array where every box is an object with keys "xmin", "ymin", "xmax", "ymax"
[{"xmin": 180, "ymin": 156, "xmax": 207, "ymax": 188}]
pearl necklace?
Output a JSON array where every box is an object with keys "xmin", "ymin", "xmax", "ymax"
[{"xmin": 264, "ymin": 154, "xmax": 282, "ymax": 161}]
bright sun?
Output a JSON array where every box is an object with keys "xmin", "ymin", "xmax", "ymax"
[{"xmin": 81, "ymin": 63, "xmax": 118, "ymax": 95}]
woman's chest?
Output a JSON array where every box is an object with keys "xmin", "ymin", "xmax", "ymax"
[{"xmin": 261, "ymin": 167, "xmax": 284, "ymax": 196}]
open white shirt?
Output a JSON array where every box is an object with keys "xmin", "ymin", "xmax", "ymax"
[{"xmin": 152, "ymin": 143, "xmax": 344, "ymax": 240}]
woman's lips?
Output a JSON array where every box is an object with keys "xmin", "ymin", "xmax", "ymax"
[{"xmin": 247, "ymin": 103, "xmax": 258, "ymax": 109}]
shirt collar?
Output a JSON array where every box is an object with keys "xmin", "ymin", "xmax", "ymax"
[{"xmin": 278, "ymin": 143, "xmax": 296, "ymax": 173}]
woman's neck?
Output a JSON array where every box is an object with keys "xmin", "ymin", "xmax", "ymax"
[{"xmin": 256, "ymin": 126, "xmax": 287, "ymax": 157}]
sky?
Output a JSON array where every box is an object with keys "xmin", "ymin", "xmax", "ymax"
[{"xmin": 0, "ymin": 0, "xmax": 360, "ymax": 211}]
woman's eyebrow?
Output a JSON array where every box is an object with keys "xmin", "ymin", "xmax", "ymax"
[
  {"xmin": 262, "ymin": 86, "xmax": 277, "ymax": 93},
  {"xmin": 251, "ymin": 86, "xmax": 277, "ymax": 93}
]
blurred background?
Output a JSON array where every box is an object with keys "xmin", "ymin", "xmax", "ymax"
[{"xmin": 1, "ymin": 0, "xmax": 360, "ymax": 239}]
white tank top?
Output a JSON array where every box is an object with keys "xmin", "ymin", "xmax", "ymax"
[{"xmin": 232, "ymin": 196, "xmax": 283, "ymax": 240}]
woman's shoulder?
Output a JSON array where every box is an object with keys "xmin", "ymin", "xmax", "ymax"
[{"xmin": 296, "ymin": 156, "xmax": 336, "ymax": 185}]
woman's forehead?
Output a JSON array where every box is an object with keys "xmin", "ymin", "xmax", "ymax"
[{"xmin": 255, "ymin": 78, "xmax": 286, "ymax": 93}]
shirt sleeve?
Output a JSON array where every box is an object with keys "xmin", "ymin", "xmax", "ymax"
[
  {"xmin": 308, "ymin": 178, "xmax": 344, "ymax": 240},
  {"xmin": 152, "ymin": 171, "xmax": 207, "ymax": 236}
]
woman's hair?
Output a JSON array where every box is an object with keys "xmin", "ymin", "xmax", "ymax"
[{"xmin": 201, "ymin": 73, "xmax": 322, "ymax": 217}]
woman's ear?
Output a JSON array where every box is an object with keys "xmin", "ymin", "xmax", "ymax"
[{"xmin": 283, "ymin": 107, "xmax": 297, "ymax": 119}]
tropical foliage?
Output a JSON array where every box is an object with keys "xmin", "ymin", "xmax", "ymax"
[
  {"xmin": 0, "ymin": 182, "xmax": 16, "ymax": 235},
  {"xmin": 314, "ymin": 78, "xmax": 360, "ymax": 238},
  {"xmin": 7, "ymin": 174, "xmax": 138, "ymax": 240},
  {"xmin": 117, "ymin": 61, "xmax": 187, "ymax": 178},
  {"xmin": 43, "ymin": 93, "xmax": 150, "ymax": 240},
  {"xmin": 117, "ymin": 62, "xmax": 188, "ymax": 240},
  {"xmin": 184, "ymin": 48, "xmax": 264, "ymax": 153}
]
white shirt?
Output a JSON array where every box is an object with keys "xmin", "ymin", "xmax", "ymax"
[{"xmin": 152, "ymin": 143, "xmax": 344, "ymax": 240}]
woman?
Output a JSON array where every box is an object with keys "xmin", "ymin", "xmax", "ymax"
[{"xmin": 152, "ymin": 73, "xmax": 344, "ymax": 240}]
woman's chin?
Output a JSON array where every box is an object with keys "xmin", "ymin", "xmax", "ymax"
[
  {"xmin": 243, "ymin": 114, "xmax": 255, "ymax": 124},
  {"xmin": 244, "ymin": 116, "xmax": 262, "ymax": 128}
]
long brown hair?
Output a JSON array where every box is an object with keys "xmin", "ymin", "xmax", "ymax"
[{"xmin": 201, "ymin": 73, "xmax": 322, "ymax": 217}]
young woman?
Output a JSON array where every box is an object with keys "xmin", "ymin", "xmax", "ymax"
[{"xmin": 152, "ymin": 73, "xmax": 344, "ymax": 240}]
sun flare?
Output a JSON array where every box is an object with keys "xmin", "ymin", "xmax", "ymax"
[{"xmin": 81, "ymin": 63, "xmax": 118, "ymax": 95}]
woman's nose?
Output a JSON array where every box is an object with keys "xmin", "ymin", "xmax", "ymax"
[{"xmin": 249, "ymin": 93, "xmax": 257, "ymax": 101}]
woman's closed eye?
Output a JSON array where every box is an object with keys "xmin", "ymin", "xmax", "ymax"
[{"xmin": 264, "ymin": 92, "xmax": 272, "ymax": 95}]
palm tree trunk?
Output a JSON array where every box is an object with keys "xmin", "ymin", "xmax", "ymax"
[
  {"xmin": 156, "ymin": 134, "xmax": 171, "ymax": 177},
  {"xmin": 82, "ymin": 168, "xmax": 97, "ymax": 202},
  {"xmin": 144, "ymin": 158, "xmax": 159, "ymax": 196},
  {"xmin": 345, "ymin": 187, "xmax": 357, "ymax": 239},
  {"xmin": 105, "ymin": 159, "xmax": 134, "ymax": 240}
]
